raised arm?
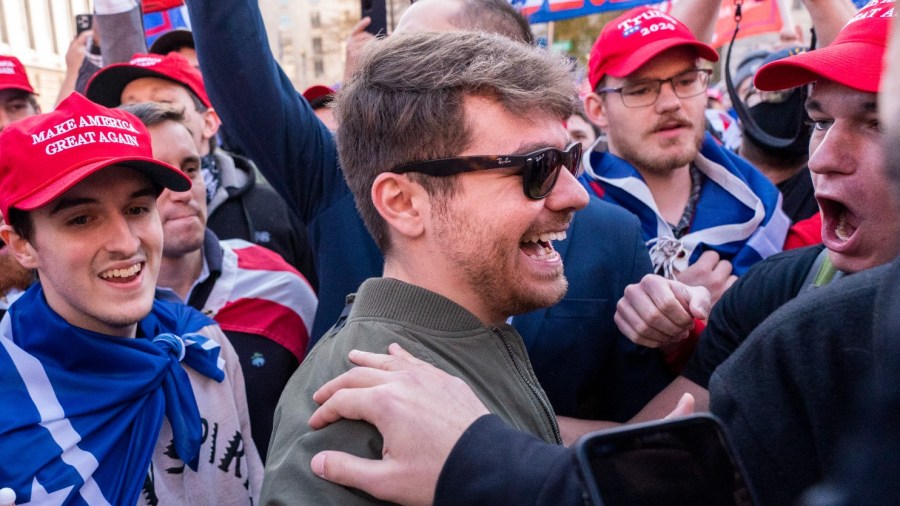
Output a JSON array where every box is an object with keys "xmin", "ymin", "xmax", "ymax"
[
  {"xmin": 94, "ymin": 0, "xmax": 148, "ymax": 64},
  {"xmin": 670, "ymin": 0, "xmax": 721, "ymax": 44},
  {"xmin": 184, "ymin": 0, "xmax": 347, "ymax": 223},
  {"xmin": 800, "ymin": 0, "xmax": 856, "ymax": 47}
]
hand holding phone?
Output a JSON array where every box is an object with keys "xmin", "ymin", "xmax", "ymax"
[
  {"xmin": 361, "ymin": 0, "xmax": 387, "ymax": 36},
  {"xmin": 575, "ymin": 414, "xmax": 758, "ymax": 506},
  {"xmin": 75, "ymin": 13, "xmax": 93, "ymax": 36}
]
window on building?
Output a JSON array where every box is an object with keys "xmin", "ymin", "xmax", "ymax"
[
  {"xmin": 311, "ymin": 12, "xmax": 321, "ymax": 28},
  {"xmin": 312, "ymin": 37, "xmax": 322, "ymax": 53},
  {"xmin": 0, "ymin": 4, "xmax": 7, "ymax": 44},
  {"xmin": 47, "ymin": 0, "xmax": 60, "ymax": 54},
  {"xmin": 23, "ymin": 0, "xmax": 36, "ymax": 49},
  {"xmin": 314, "ymin": 59, "xmax": 324, "ymax": 77}
]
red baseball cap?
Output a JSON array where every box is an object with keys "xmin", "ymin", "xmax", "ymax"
[
  {"xmin": 301, "ymin": 84, "xmax": 336, "ymax": 104},
  {"xmin": 0, "ymin": 55, "xmax": 35, "ymax": 94},
  {"xmin": 588, "ymin": 7, "xmax": 718, "ymax": 89},
  {"xmin": 0, "ymin": 93, "xmax": 191, "ymax": 219},
  {"xmin": 755, "ymin": 0, "xmax": 895, "ymax": 93},
  {"xmin": 85, "ymin": 53, "xmax": 211, "ymax": 108}
]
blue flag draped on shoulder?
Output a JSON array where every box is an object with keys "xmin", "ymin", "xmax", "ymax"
[
  {"xmin": 581, "ymin": 132, "xmax": 790, "ymax": 277},
  {"xmin": 0, "ymin": 284, "xmax": 224, "ymax": 505}
]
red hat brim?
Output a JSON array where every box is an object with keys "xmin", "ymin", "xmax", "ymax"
[
  {"xmin": 754, "ymin": 41, "xmax": 882, "ymax": 93},
  {"xmin": 13, "ymin": 157, "xmax": 191, "ymax": 212},
  {"xmin": 85, "ymin": 63, "xmax": 210, "ymax": 108}
]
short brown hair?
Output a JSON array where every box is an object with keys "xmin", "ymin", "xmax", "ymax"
[
  {"xmin": 334, "ymin": 31, "xmax": 577, "ymax": 252},
  {"xmin": 119, "ymin": 101, "xmax": 188, "ymax": 129}
]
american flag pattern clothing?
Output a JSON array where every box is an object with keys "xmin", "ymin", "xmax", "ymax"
[
  {"xmin": 0, "ymin": 285, "xmax": 226, "ymax": 505},
  {"xmin": 582, "ymin": 132, "xmax": 790, "ymax": 277},
  {"xmin": 202, "ymin": 238, "xmax": 317, "ymax": 362}
]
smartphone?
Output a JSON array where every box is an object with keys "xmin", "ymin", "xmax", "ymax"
[
  {"xmin": 361, "ymin": 0, "xmax": 387, "ymax": 36},
  {"xmin": 75, "ymin": 13, "xmax": 93, "ymax": 36},
  {"xmin": 575, "ymin": 414, "xmax": 758, "ymax": 506}
]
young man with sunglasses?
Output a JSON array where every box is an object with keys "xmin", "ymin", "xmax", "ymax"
[
  {"xmin": 185, "ymin": 0, "xmax": 674, "ymax": 427},
  {"xmin": 300, "ymin": 3, "xmax": 900, "ymax": 505},
  {"xmin": 581, "ymin": 7, "xmax": 789, "ymax": 306},
  {"xmin": 259, "ymin": 31, "xmax": 590, "ymax": 505}
]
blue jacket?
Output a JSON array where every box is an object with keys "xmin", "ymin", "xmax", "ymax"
[{"xmin": 186, "ymin": 0, "xmax": 671, "ymax": 419}]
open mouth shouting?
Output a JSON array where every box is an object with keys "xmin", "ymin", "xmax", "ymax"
[
  {"xmin": 99, "ymin": 262, "xmax": 143, "ymax": 284},
  {"xmin": 520, "ymin": 231, "xmax": 567, "ymax": 262},
  {"xmin": 817, "ymin": 197, "xmax": 860, "ymax": 250}
]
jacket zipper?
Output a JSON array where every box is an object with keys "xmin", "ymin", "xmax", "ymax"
[{"xmin": 493, "ymin": 327, "xmax": 562, "ymax": 445}]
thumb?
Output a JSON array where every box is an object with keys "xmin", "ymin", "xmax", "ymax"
[
  {"xmin": 684, "ymin": 285, "xmax": 711, "ymax": 320},
  {"xmin": 352, "ymin": 16, "xmax": 372, "ymax": 34},
  {"xmin": 671, "ymin": 282, "xmax": 710, "ymax": 320},
  {"xmin": 664, "ymin": 393, "xmax": 695, "ymax": 420},
  {"xmin": 311, "ymin": 451, "xmax": 385, "ymax": 492}
]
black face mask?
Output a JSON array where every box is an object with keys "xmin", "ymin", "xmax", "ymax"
[{"xmin": 743, "ymin": 88, "xmax": 811, "ymax": 159}]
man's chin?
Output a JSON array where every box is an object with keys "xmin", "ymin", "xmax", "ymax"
[{"xmin": 507, "ymin": 278, "xmax": 569, "ymax": 317}]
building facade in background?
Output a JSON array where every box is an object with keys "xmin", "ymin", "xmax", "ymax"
[
  {"xmin": 259, "ymin": 0, "xmax": 409, "ymax": 90},
  {"xmin": 0, "ymin": 0, "xmax": 92, "ymax": 111},
  {"xmin": 2, "ymin": 0, "xmax": 410, "ymax": 111}
]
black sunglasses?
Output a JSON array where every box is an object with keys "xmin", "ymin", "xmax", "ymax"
[{"xmin": 390, "ymin": 142, "xmax": 583, "ymax": 200}]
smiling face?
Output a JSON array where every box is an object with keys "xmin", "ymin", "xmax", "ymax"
[
  {"xmin": 149, "ymin": 120, "xmax": 207, "ymax": 258},
  {"xmin": 1, "ymin": 168, "xmax": 163, "ymax": 337},
  {"xmin": 806, "ymin": 80, "xmax": 900, "ymax": 273},
  {"xmin": 587, "ymin": 47, "xmax": 706, "ymax": 176},
  {"xmin": 425, "ymin": 96, "xmax": 589, "ymax": 324}
]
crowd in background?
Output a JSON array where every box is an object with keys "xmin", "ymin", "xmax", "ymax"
[{"xmin": 0, "ymin": 0, "xmax": 897, "ymax": 504}]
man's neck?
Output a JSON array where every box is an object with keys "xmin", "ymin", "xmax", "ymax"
[
  {"xmin": 745, "ymin": 158, "xmax": 803, "ymax": 186},
  {"xmin": 738, "ymin": 142, "xmax": 806, "ymax": 185},
  {"xmin": 158, "ymin": 249, "xmax": 204, "ymax": 301},
  {"xmin": 383, "ymin": 260, "xmax": 505, "ymax": 328},
  {"xmin": 638, "ymin": 163, "xmax": 693, "ymax": 225}
]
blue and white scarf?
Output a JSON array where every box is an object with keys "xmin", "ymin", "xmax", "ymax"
[
  {"xmin": 0, "ymin": 284, "xmax": 225, "ymax": 505},
  {"xmin": 581, "ymin": 132, "xmax": 790, "ymax": 276}
]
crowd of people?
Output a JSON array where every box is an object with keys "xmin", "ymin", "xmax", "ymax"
[{"xmin": 0, "ymin": 0, "xmax": 897, "ymax": 504}]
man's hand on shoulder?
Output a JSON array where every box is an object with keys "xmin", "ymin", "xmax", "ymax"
[{"xmin": 309, "ymin": 343, "xmax": 489, "ymax": 506}]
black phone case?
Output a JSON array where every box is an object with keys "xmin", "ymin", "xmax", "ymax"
[
  {"xmin": 361, "ymin": 0, "xmax": 387, "ymax": 36},
  {"xmin": 75, "ymin": 14, "xmax": 93, "ymax": 35},
  {"xmin": 574, "ymin": 413, "xmax": 758, "ymax": 506}
]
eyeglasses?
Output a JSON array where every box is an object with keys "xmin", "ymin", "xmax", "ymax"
[
  {"xmin": 597, "ymin": 69, "xmax": 712, "ymax": 108},
  {"xmin": 390, "ymin": 142, "xmax": 583, "ymax": 200}
]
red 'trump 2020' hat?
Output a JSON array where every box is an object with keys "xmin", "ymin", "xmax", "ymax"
[
  {"xmin": 0, "ymin": 92, "xmax": 191, "ymax": 219},
  {"xmin": 755, "ymin": 0, "xmax": 895, "ymax": 93},
  {"xmin": 588, "ymin": 6, "xmax": 719, "ymax": 89},
  {"xmin": 85, "ymin": 52, "xmax": 211, "ymax": 108}
]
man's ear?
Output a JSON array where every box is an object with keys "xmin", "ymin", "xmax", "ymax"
[
  {"xmin": 0, "ymin": 225, "xmax": 39, "ymax": 270},
  {"xmin": 371, "ymin": 173, "xmax": 427, "ymax": 240},
  {"xmin": 201, "ymin": 107, "xmax": 222, "ymax": 140},
  {"xmin": 584, "ymin": 93, "xmax": 610, "ymax": 131}
]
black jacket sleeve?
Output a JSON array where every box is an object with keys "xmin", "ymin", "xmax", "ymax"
[{"xmin": 435, "ymin": 415, "xmax": 589, "ymax": 506}]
